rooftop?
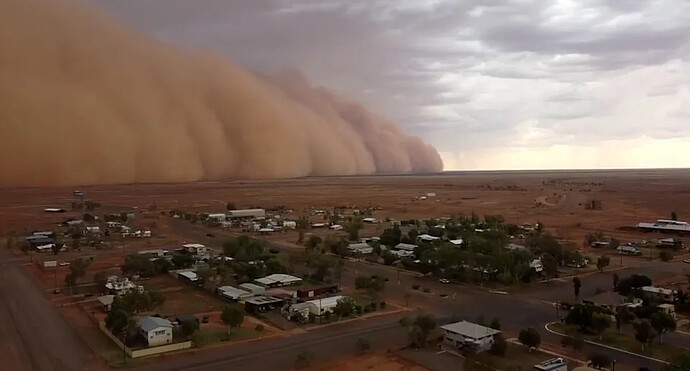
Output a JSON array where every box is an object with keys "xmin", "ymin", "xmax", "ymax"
[
  {"xmin": 244, "ymin": 295, "xmax": 285, "ymax": 305},
  {"xmin": 440, "ymin": 321, "xmax": 500, "ymax": 339},
  {"xmin": 138, "ymin": 316, "xmax": 172, "ymax": 332},
  {"xmin": 255, "ymin": 274, "xmax": 302, "ymax": 285},
  {"xmin": 534, "ymin": 358, "xmax": 567, "ymax": 371}
]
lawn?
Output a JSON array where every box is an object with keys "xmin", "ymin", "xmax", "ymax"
[
  {"xmin": 465, "ymin": 343, "xmax": 576, "ymax": 371},
  {"xmin": 549, "ymin": 322, "xmax": 688, "ymax": 361}
]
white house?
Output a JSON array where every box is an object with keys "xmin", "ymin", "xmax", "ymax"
[
  {"xmin": 440, "ymin": 321, "xmax": 501, "ymax": 352},
  {"xmin": 417, "ymin": 234, "xmax": 441, "ymax": 243},
  {"xmin": 254, "ymin": 274, "xmax": 303, "ymax": 288},
  {"xmin": 226, "ymin": 209, "xmax": 266, "ymax": 219},
  {"xmin": 239, "ymin": 283, "xmax": 266, "ymax": 295},
  {"xmin": 105, "ymin": 276, "xmax": 142, "ymax": 296},
  {"xmin": 641, "ymin": 286, "xmax": 676, "ymax": 303},
  {"xmin": 182, "ymin": 243, "xmax": 208, "ymax": 255},
  {"xmin": 207, "ymin": 213, "xmax": 227, "ymax": 222},
  {"xmin": 282, "ymin": 221, "xmax": 297, "ymax": 229},
  {"xmin": 390, "ymin": 250, "xmax": 414, "ymax": 258},
  {"xmin": 217, "ymin": 286, "xmax": 252, "ymax": 301},
  {"xmin": 449, "ymin": 239, "xmax": 464, "ymax": 246},
  {"xmin": 138, "ymin": 316, "xmax": 173, "ymax": 346},
  {"xmin": 305, "ymin": 295, "xmax": 345, "ymax": 315},
  {"xmin": 348, "ymin": 242, "xmax": 373, "ymax": 255},
  {"xmin": 530, "ymin": 259, "xmax": 544, "ymax": 273},
  {"xmin": 617, "ymin": 245, "xmax": 641, "ymax": 255},
  {"xmin": 178, "ymin": 271, "xmax": 200, "ymax": 283},
  {"xmin": 362, "ymin": 217, "xmax": 379, "ymax": 224},
  {"xmin": 394, "ymin": 243, "xmax": 417, "ymax": 251}
]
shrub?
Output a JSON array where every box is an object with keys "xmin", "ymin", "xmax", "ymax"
[
  {"xmin": 269, "ymin": 248, "xmax": 279, "ymax": 254},
  {"xmin": 412, "ymin": 285, "xmax": 420, "ymax": 290}
]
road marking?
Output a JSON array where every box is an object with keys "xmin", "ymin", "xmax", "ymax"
[{"xmin": 435, "ymin": 350, "xmax": 446, "ymax": 355}]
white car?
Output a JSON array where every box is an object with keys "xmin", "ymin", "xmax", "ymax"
[
  {"xmin": 439, "ymin": 278, "xmax": 450, "ymax": 284},
  {"xmin": 58, "ymin": 262, "xmax": 70, "ymax": 266},
  {"xmin": 683, "ymin": 259, "xmax": 690, "ymax": 264}
]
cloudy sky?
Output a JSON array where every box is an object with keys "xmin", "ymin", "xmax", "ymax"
[{"xmin": 89, "ymin": 0, "xmax": 690, "ymax": 170}]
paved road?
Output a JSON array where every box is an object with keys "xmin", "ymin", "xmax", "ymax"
[{"xmin": 0, "ymin": 248, "xmax": 100, "ymax": 371}]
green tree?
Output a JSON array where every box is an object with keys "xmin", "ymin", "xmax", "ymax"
[
  {"xmin": 615, "ymin": 306, "xmax": 636, "ymax": 333},
  {"xmin": 93, "ymin": 271, "xmax": 108, "ymax": 292},
  {"xmin": 333, "ymin": 297, "xmax": 356, "ymax": 318},
  {"xmin": 591, "ymin": 312, "xmax": 611, "ymax": 340},
  {"xmin": 671, "ymin": 211, "xmax": 678, "ymax": 221},
  {"xmin": 490, "ymin": 334, "xmax": 507, "ymax": 356},
  {"xmin": 634, "ymin": 320, "xmax": 657, "ymax": 351},
  {"xmin": 542, "ymin": 254, "xmax": 558, "ymax": 277},
  {"xmin": 518, "ymin": 327, "xmax": 541, "ymax": 351},
  {"xmin": 650, "ymin": 312, "xmax": 676, "ymax": 343},
  {"xmin": 180, "ymin": 319, "xmax": 199, "ymax": 340},
  {"xmin": 356, "ymin": 337, "xmax": 371, "ymax": 353},
  {"xmin": 573, "ymin": 277, "xmax": 582, "ymax": 299},
  {"xmin": 597, "ymin": 255, "xmax": 610, "ymax": 272},
  {"xmin": 347, "ymin": 218, "xmax": 362, "ymax": 241},
  {"xmin": 566, "ymin": 304, "xmax": 593, "ymax": 331},
  {"xmin": 226, "ymin": 202, "xmax": 236, "ymax": 210},
  {"xmin": 221, "ymin": 304, "xmax": 245, "ymax": 335}
]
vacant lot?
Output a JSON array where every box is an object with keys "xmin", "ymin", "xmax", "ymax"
[{"xmin": 141, "ymin": 275, "xmax": 227, "ymax": 316}]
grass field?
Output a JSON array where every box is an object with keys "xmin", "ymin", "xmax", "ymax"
[{"xmin": 550, "ymin": 322, "xmax": 687, "ymax": 361}]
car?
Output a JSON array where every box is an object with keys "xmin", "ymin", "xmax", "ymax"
[
  {"xmin": 439, "ymin": 278, "xmax": 450, "ymax": 284},
  {"xmin": 58, "ymin": 262, "xmax": 70, "ymax": 266},
  {"xmin": 53, "ymin": 289, "xmax": 61, "ymax": 294},
  {"xmin": 439, "ymin": 293, "xmax": 449, "ymax": 298},
  {"xmin": 684, "ymin": 259, "xmax": 690, "ymax": 264}
]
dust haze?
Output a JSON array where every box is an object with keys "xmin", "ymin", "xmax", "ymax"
[{"xmin": 0, "ymin": 0, "xmax": 443, "ymax": 187}]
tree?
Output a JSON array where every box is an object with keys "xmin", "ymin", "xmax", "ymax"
[
  {"xmin": 650, "ymin": 312, "xmax": 676, "ymax": 343},
  {"xmin": 333, "ymin": 297, "xmax": 356, "ymax": 318},
  {"xmin": 566, "ymin": 304, "xmax": 594, "ymax": 331},
  {"xmin": 591, "ymin": 312, "xmax": 611, "ymax": 340},
  {"xmin": 221, "ymin": 304, "xmax": 245, "ymax": 335},
  {"xmin": 596, "ymin": 255, "xmax": 610, "ymax": 272},
  {"xmin": 542, "ymin": 253, "xmax": 558, "ymax": 278},
  {"xmin": 105, "ymin": 308, "xmax": 129, "ymax": 334},
  {"xmin": 52, "ymin": 242, "xmax": 62, "ymax": 255},
  {"xmin": 561, "ymin": 334, "xmax": 584, "ymax": 350},
  {"xmin": 634, "ymin": 320, "xmax": 657, "ymax": 351},
  {"xmin": 356, "ymin": 337, "xmax": 371, "ymax": 353},
  {"xmin": 295, "ymin": 347, "xmax": 315, "ymax": 367},
  {"xmin": 347, "ymin": 218, "xmax": 362, "ymax": 241},
  {"xmin": 93, "ymin": 271, "xmax": 108, "ymax": 293},
  {"xmin": 490, "ymin": 334, "xmax": 507, "ymax": 356},
  {"xmin": 180, "ymin": 319, "xmax": 199, "ymax": 340},
  {"xmin": 399, "ymin": 314, "xmax": 436, "ymax": 348},
  {"xmin": 671, "ymin": 211, "xmax": 678, "ymax": 221},
  {"xmin": 490, "ymin": 317, "xmax": 501, "ymax": 331},
  {"xmin": 573, "ymin": 277, "xmax": 582, "ymax": 299},
  {"xmin": 518, "ymin": 327, "xmax": 541, "ymax": 351},
  {"xmin": 226, "ymin": 202, "xmax": 237, "ymax": 210},
  {"xmin": 305, "ymin": 235, "xmax": 323, "ymax": 250},
  {"xmin": 589, "ymin": 353, "xmax": 611, "ymax": 369},
  {"xmin": 660, "ymin": 251, "xmax": 673, "ymax": 262},
  {"xmin": 254, "ymin": 324, "xmax": 266, "ymax": 339},
  {"xmin": 615, "ymin": 306, "xmax": 635, "ymax": 333},
  {"xmin": 171, "ymin": 253, "xmax": 194, "ymax": 269}
]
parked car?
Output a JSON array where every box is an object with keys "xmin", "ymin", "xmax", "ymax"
[
  {"xmin": 683, "ymin": 259, "xmax": 690, "ymax": 264},
  {"xmin": 439, "ymin": 278, "xmax": 450, "ymax": 284},
  {"xmin": 59, "ymin": 262, "xmax": 70, "ymax": 266}
]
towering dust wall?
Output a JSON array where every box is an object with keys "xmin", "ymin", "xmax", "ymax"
[{"xmin": 0, "ymin": 0, "xmax": 443, "ymax": 186}]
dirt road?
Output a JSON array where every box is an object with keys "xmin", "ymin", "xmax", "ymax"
[{"xmin": 0, "ymin": 248, "xmax": 100, "ymax": 371}]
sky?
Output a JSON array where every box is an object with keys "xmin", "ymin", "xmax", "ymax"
[{"xmin": 89, "ymin": 0, "xmax": 690, "ymax": 170}]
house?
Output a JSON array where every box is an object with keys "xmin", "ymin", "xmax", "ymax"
[
  {"xmin": 640, "ymin": 286, "xmax": 676, "ymax": 303},
  {"xmin": 659, "ymin": 303, "xmax": 676, "ymax": 319},
  {"xmin": 329, "ymin": 224, "xmax": 343, "ymax": 230},
  {"xmin": 138, "ymin": 249, "xmax": 170, "ymax": 260},
  {"xmin": 243, "ymin": 296, "xmax": 286, "ymax": 314},
  {"xmin": 530, "ymin": 259, "xmax": 544, "ymax": 273},
  {"xmin": 85, "ymin": 226, "xmax": 101, "ymax": 235},
  {"xmin": 105, "ymin": 276, "xmax": 142, "ymax": 296},
  {"xmin": 534, "ymin": 358, "xmax": 568, "ymax": 371},
  {"xmin": 254, "ymin": 274, "xmax": 302, "ymax": 288},
  {"xmin": 637, "ymin": 219, "xmax": 690, "ymax": 234},
  {"xmin": 296, "ymin": 284, "xmax": 339, "ymax": 299},
  {"xmin": 441, "ymin": 321, "xmax": 501, "ymax": 352},
  {"xmin": 348, "ymin": 242, "xmax": 374, "ymax": 255},
  {"xmin": 656, "ymin": 238, "xmax": 684, "ymax": 249},
  {"xmin": 417, "ymin": 234, "xmax": 441, "ymax": 243},
  {"xmin": 138, "ymin": 316, "xmax": 173, "ymax": 346},
  {"xmin": 207, "ymin": 213, "xmax": 227, "ymax": 222},
  {"xmin": 175, "ymin": 314, "xmax": 199, "ymax": 326},
  {"xmin": 449, "ymin": 239, "xmax": 464, "ymax": 247},
  {"xmin": 362, "ymin": 217, "xmax": 379, "ymax": 224},
  {"xmin": 394, "ymin": 243, "xmax": 417, "ymax": 251},
  {"xmin": 98, "ymin": 295, "xmax": 115, "ymax": 312},
  {"xmin": 239, "ymin": 283, "xmax": 266, "ymax": 295},
  {"xmin": 182, "ymin": 243, "xmax": 208, "ymax": 255},
  {"xmin": 226, "ymin": 209, "xmax": 266, "ymax": 219},
  {"xmin": 217, "ymin": 286, "xmax": 252, "ymax": 301},
  {"xmin": 178, "ymin": 271, "xmax": 200, "ymax": 283},
  {"xmin": 617, "ymin": 245, "xmax": 641, "ymax": 255},
  {"xmin": 283, "ymin": 221, "xmax": 297, "ymax": 229},
  {"xmin": 305, "ymin": 295, "xmax": 345, "ymax": 315}
]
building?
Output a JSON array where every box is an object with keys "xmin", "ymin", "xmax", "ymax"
[
  {"xmin": 394, "ymin": 243, "xmax": 417, "ymax": 251},
  {"xmin": 534, "ymin": 358, "xmax": 568, "ymax": 371},
  {"xmin": 530, "ymin": 259, "xmax": 544, "ymax": 273},
  {"xmin": 640, "ymin": 286, "xmax": 676, "ymax": 303},
  {"xmin": 182, "ymin": 243, "xmax": 208, "ymax": 255},
  {"xmin": 217, "ymin": 286, "xmax": 252, "ymax": 301},
  {"xmin": 105, "ymin": 276, "xmax": 142, "ymax": 296},
  {"xmin": 659, "ymin": 303, "xmax": 676, "ymax": 319},
  {"xmin": 243, "ymin": 296, "xmax": 286, "ymax": 314},
  {"xmin": 449, "ymin": 239, "xmax": 464, "ymax": 246},
  {"xmin": 138, "ymin": 249, "xmax": 170, "ymax": 259},
  {"xmin": 226, "ymin": 209, "xmax": 266, "ymax": 219},
  {"xmin": 440, "ymin": 321, "xmax": 501, "ymax": 352},
  {"xmin": 656, "ymin": 238, "xmax": 684, "ymax": 249},
  {"xmin": 417, "ymin": 234, "xmax": 441, "ymax": 243},
  {"xmin": 362, "ymin": 217, "xmax": 379, "ymax": 224},
  {"xmin": 254, "ymin": 274, "xmax": 302, "ymax": 288},
  {"xmin": 98, "ymin": 295, "xmax": 115, "ymax": 312},
  {"xmin": 617, "ymin": 245, "xmax": 641, "ymax": 255},
  {"xmin": 637, "ymin": 219, "xmax": 690, "ymax": 234},
  {"xmin": 239, "ymin": 283, "xmax": 266, "ymax": 295},
  {"xmin": 348, "ymin": 242, "xmax": 374, "ymax": 255},
  {"xmin": 304, "ymin": 295, "xmax": 344, "ymax": 315},
  {"xmin": 178, "ymin": 271, "xmax": 200, "ymax": 283},
  {"xmin": 296, "ymin": 284, "xmax": 339, "ymax": 299},
  {"xmin": 138, "ymin": 316, "xmax": 173, "ymax": 346},
  {"xmin": 207, "ymin": 213, "xmax": 227, "ymax": 222}
]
